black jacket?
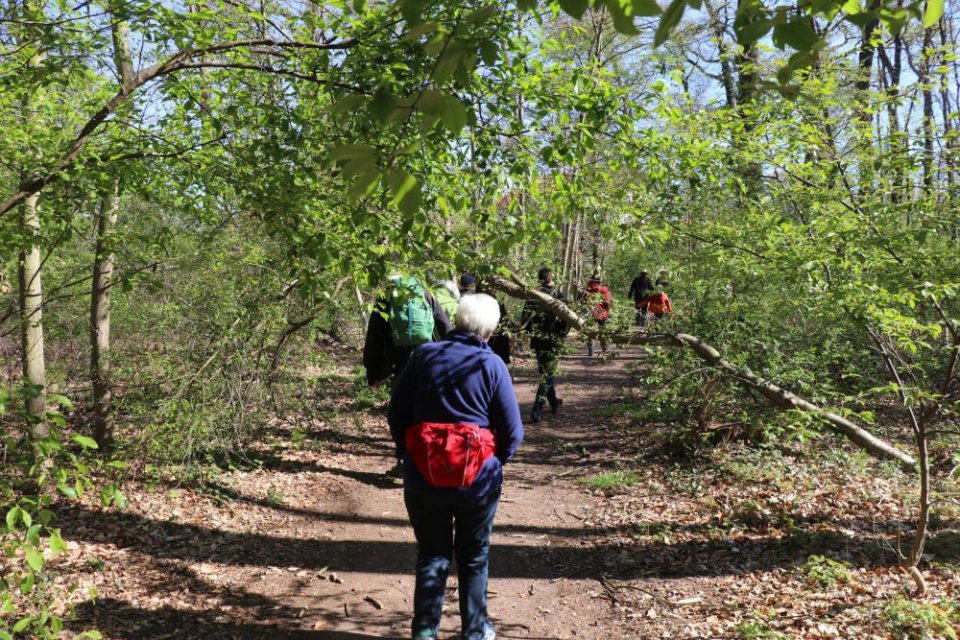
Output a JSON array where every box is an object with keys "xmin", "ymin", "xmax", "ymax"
[
  {"xmin": 521, "ymin": 285, "xmax": 568, "ymax": 351},
  {"xmin": 629, "ymin": 275, "xmax": 654, "ymax": 303}
]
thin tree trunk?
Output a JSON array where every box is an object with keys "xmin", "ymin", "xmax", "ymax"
[
  {"xmin": 90, "ymin": 184, "xmax": 120, "ymax": 447},
  {"xmin": 920, "ymin": 25, "xmax": 936, "ymax": 194},
  {"xmin": 703, "ymin": 0, "xmax": 736, "ymax": 108},
  {"xmin": 19, "ymin": 193, "xmax": 47, "ymax": 436},
  {"xmin": 90, "ymin": 9, "xmax": 134, "ymax": 448},
  {"xmin": 854, "ymin": 1, "xmax": 881, "ymax": 123}
]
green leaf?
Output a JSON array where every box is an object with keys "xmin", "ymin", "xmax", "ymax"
[
  {"xmin": 633, "ymin": 0, "xmax": 663, "ymax": 17},
  {"xmin": 841, "ymin": 0, "xmax": 863, "ymax": 13},
  {"xmin": 388, "ymin": 169, "xmax": 422, "ymax": 215},
  {"xmin": 654, "ymin": 0, "xmax": 686, "ymax": 45},
  {"xmin": 330, "ymin": 144, "xmax": 378, "ymax": 163},
  {"xmin": 415, "ymin": 89, "xmax": 446, "ymax": 115},
  {"xmin": 737, "ymin": 18, "xmax": 773, "ymax": 43},
  {"xmin": 21, "ymin": 510, "xmax": 31, "ymax": 528},
  {"xmin": 479, "ymin": 40, "xmax": 498, "ymax": 65},
  {"xmin": 71, "ymin": 434, "xmax": 99, "ymax": 450},
  {"xmin": 558, "ymin": 0, "xmax": 590, "ymax": 19},
  {"xmin": 11, "ymin": 617, "xmax": 31, "ymax": 634},
  {"xmin": 399, "ymin": 0, "xmax": 426, "ymax": 24},
  {"xmin": 440, "ymin": 96, "xmax": 468, "ymax": 134},
  {"xmin": 6, "ymin": 506, "xmax": 20, "ymax": 531},
  {"xmin": 328, "ymin": 95, "xmax": 364, "ymax": 114},
  {"xmin": 605, "ymin": 0, "xmax": 640, "ymax": 35},
  {"xmin": 404, "ymin": 20, "xmax": 439, "ymax": 40},
  {"xmin": 370, "ymin": 87, "xmax": 397, "ymax": 124},
  {"xmin": 25, "ymin": 547, "xmax": 44, "ymax": 572},
  {"xmin": 348, "ymin": 168, "xmax": 381, "ymax": 200},
  {"xmin": 773, "ymin": 20, "xmax": 820, "ymax": 50},
  {"xmin": 48, "ymin": 393, "xmax": 73, "ymax": 409},
  {"xmin": 58, "ymin": 485, "xmax": 78, "ymax": 499},
  {"xmin": 49, "ymin": 530, "xmax": 68, "ymax": 554},
  {"xmin": 923, "ymin": 0, "xmax": 943, "ymax": 27},
  {"xmin": 432, "ymin": 43, "xmax": 467, "ymax": 82}
]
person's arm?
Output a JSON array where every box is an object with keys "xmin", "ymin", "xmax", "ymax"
[
  {"xmin": 387, "ymin": 355, "xmax": 417, "ymax": 458},
  {"xmin": 628, "ymin": 278, "xmax": 637, "ymax": 300},
  {"xmin": 429, "ymin": 293, "xmax": 453, "ymax": 337},
  {"xmin": 488, "ymin": 362, "xmax": 524, "ymax": 464},
  {"xmin": 665, "ymin": 295, "xmax": 673, "ymax": 313},
  {"xmin": 362, "ymin": 304, "xmax": 388, "ymax": 387}
]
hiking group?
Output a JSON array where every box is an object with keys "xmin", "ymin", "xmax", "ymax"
[{"xmin": 361, "ymin": 268, "xmax": 671, "ymax": 640}]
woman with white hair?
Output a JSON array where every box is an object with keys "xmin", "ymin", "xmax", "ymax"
[{"xmin": 388, "ymin": 293, "xmax": 524, "ymax": 640}]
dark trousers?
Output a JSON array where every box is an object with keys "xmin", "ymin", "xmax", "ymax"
[
  {"xmin": 587, "ymin": 318, "xmax": 607, "ymax": 356},
  {"xmin": 405, "ymin": 488, "xmax": 501, "ymax": 639},
  {"xmin": 534, "ymin": 347, "xmax": 560, "ymax": 408}
]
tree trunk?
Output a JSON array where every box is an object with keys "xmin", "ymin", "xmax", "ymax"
[
  {"xmin": 19, "ymin": 193, "xmax": 47, "ymax": 436},
  {"xmin": 90, "ymin": 9, "xmax": 134, "ymax": 448},
  {"xmin": 920, "ymin": 25, "xmax": 936, "ymax": 194},
  {"xmin": 90, "ymin": 183, "xmax": 120, "ymax": 447},
  {"xmin": 854, "ymin": 1, "xmax": 881, "ymax": 123},
  {"xmin": 703, "ymin": 0, "xmax": 736, "ymax": 109},
  {"xmin": 487, "ymin": 272, "xmax": 917, "ymax": 470}
]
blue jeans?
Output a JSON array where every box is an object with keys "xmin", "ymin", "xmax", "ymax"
[{"xmin": 404, "ymin": 487, "xmax": 501, "ymax": 640}]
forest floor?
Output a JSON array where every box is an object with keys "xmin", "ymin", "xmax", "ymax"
[{"xmin": 52, "ymin": 343, "xmax": 960, "ymax": 639}]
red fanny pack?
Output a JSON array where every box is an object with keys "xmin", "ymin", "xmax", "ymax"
[{"xmin": 406, "ymin": 423, "xmax": 496, "ymax": 488}]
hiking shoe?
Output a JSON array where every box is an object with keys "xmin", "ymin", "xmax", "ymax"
[
  {"xmin": 386, "ymin": 460, "xmax": 403, "ymax": 480},
  {"xmin": 482, "ymin": 623, "xmax": 496, "ymax": 640},
  {"xmin": 549, "ymin": 398, "xmax": 563, "ymax": 415},
  {"xmin": 412, "ymin": 631, "xmax": 437, "ymax": 640},
  {"xmin": 530, "ymin": 405, "xmax": 543, "ymax": 423}
]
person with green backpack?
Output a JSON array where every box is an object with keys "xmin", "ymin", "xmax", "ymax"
[{"xmin": 363, "ymin": 274, "xmax": 454, "ymax": 390}]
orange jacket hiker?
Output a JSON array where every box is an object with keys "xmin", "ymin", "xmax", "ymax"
[{"xmin": 640, "ymin": 292, "xmax": 672, "ymax": 315}]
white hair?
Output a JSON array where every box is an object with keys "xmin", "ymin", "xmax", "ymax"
[{"xmin": 455, "ymin": 293, "xmax": 500, "ymax": 338}]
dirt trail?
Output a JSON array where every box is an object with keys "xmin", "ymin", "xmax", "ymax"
[{"xmin": 62, "ymin": 347, "xmax": 640, "ymax": 639}]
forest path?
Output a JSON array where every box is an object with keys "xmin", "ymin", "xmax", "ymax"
[{"xmin": 61, "ymin": 345, "xmax": 642, "ymax": 639}]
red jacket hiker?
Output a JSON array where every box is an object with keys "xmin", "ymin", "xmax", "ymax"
[
  {"xmin": 637, "ymin": 292, "xmax": 672, "ymax": 316},
  {"xmin": 584, "ymin": 279, "xmax": 612, "ymax": 322}
]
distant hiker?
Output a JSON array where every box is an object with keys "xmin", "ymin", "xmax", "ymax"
[
  {"xmin": 628, "ymin": 270, "xmax": 654, "ymax": 326},
  {"xmin": 645, "ymin": 289, "xmax": 673, "ymax": 320},
  {"xmin": 388, "ymin": 293, "xmax": 524, "ymax": 640},
  {"xmin": 655, "ymin": 270, "xmax": 669, "ymax": 288},
  {"xmin": 459, "ymin": 273, "xmax": 477, "ymax": 295},
  {"xmin": 521, "ymin": 268, "xmax": 569, "ymax": 423},
  {"xmin": 433, "ymin": 279, "xmax": 460, "ymax": 331},
  {"xmin": 362, "ymin": 274, "xmax": 453, "ymax": 477},
  {"xmin": 581, "ymin": 274, "xmax": 611, "ymax": 356},
  {"xmin": 477, "ymin": 283, "xmax": 512, "ymax": 372}
]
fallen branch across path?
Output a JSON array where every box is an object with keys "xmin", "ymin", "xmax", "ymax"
[{"xmin": 487, "ymin": 273, "xmax": 916, "ymax": 471}]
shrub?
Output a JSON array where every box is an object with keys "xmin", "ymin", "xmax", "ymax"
[{"xmin": 883, "ymin": 597, "xmax": 958, "ymax": 640}]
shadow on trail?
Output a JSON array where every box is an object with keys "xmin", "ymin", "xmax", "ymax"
[
  {"xmin": 192, "ymin": 489, "xmax": 620, "ymax": 539},
  {"xmin": 70, "ymin": 597, "xmax": 552, "ymax": 640},
  {"xmin": 70, "ymin": 597, "xmax": 407, "ymax": 639},
  {"xmin": 56, "ymin": 505, "xmax": 905, "ymax": 581}
]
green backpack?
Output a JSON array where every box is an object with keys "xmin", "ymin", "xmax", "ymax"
[{"xmin": 388, "ymin": 276, "xmax": 435, "ymax": 347}]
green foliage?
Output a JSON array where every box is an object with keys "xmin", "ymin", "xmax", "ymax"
[
  {"xmin": 882, "ymin": 597, "xmax": 959, "ymax": 640},
  {"xmin": 0, "ymin": 390, "xmax": 118, "ymax": 638},
  {"xmin": 801, "ymin": 555, "xmax": 853, "ymax": 588},
  {"xmin": 578, "ymin": 470, "xmax": 641, "ymax": 489},
  {"xmin": 735, "ymin": 620, "xmax": 788, "ymax": 640}
]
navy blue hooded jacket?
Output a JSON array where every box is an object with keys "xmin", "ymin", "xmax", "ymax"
[{"xmin": 388, "ymin": 331, "xmax": 525, "ymax": 496}]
